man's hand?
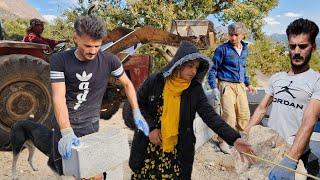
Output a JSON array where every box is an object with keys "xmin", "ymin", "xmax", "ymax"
[
  {"xmin": 149, "ymin": 129, "xmax": 161, "ymax": 145},
  {"xmin": 268, "ymin": 155, "xmax": 297, "ymax": 180},
  {"xmin": 246, "ymin": 85, "xmax": 256, "ymax": 94},
  {"xmin": 212, "ymin": 88, "xmax": 220, "ymax": 102},
  {"xmin": 133, "ymin": 108, "xmax": 150, "ymax": 136},
  {"xmin": 58, "ymin": 127, "xmax": 80, "ymax": 159},
  {"xmin": 234, "ymin": 138, "xmax": 256, "ymax": 164}
]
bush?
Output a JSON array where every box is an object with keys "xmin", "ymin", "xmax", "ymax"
[
  {"xmin": 2, "ymin": 18, "xmax": 28, "ymax": 40},
  {"xmin": 247, "ymin": 38, "xmax": 290, "ymax": 85}
]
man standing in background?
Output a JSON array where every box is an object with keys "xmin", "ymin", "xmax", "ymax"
[{"xmin": 208, "ymin": 22, "xmax": 255, "ymax": 154}]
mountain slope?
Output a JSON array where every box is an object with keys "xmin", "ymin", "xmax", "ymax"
[
  {"xmin": 270, "ymin": 33, "xmax": 320, "ymax": 47},
  {"xmin": 0, "ymin": 0, "xmax": 44, "ymax": 20}
]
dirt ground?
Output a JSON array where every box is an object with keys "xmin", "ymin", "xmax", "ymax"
[{"xmin": 0, "ymin": 108, "xmax": 242, "ymax": 180}]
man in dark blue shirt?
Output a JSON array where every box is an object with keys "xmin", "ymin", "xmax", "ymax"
[
  {"xmin": 208, "ymin": 22, "xmax": 255, "ymax": 154},
  {"xmin": 49, "ymin": 15, "xmax": 149, "ymax": 179}
]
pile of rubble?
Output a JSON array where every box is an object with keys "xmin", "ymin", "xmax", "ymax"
[
  {"xmin": 235, "ymin": 125, "xmax": 290, "ymax": 179},
  {"xmin": 192, "ymin": 125, "xmax": 309, "ymax": 180}
]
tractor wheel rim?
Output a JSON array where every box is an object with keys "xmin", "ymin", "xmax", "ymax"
[
  {"xmin": 0, "ymin": 80, "xmax": 51, "ymax": 130},
  {"xmin": 6, "ymin": 91, "xmax": 37, "ymax": 118}
]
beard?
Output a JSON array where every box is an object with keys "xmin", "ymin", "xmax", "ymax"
[{"xmin": 290, "ymin": 52, "xmax": 312, "ymax": 68}]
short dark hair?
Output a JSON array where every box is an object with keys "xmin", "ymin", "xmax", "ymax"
[
  {"xmin": 30, "ymin": 18, "xmax": 44, "ymax": 27},
  {"xmin": 228, "ymin": 22, "xmax": 246, "ymax": 35},
  {"xmin": 74, "ymin": 15, "xmax": 107, "ymax": 39},
  {"xmin": 286, "ymin": 18, "xmax": 319, "ymax": 44}
]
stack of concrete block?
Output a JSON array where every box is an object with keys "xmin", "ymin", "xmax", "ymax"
[{"xmin": 62, "ymin": 127, "xmax": 130, "ymax": 179}]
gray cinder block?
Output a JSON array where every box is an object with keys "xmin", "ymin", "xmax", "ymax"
[{"xmin": 62, "ymin": 127, "xmax": 130, "ymax": 179}]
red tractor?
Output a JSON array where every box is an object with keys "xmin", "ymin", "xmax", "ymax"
[{"xmin": 0, "ymin": 40, "xmax": 151, "ymax": 149}]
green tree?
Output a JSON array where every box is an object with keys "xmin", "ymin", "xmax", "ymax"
[
  {"xmin": 2, "ymin": 19, "xmax": 28, "ymax": 40},
  {"xmin": 309, "ymin": 50, "xmax": 320, "ymax": 72},
  {"xmin": 246, "ymin": 38, "xmax": 289, "ymax": 85},
  {"xmin": 216, "ymin": 0, "xmax": 278, "ymax": 40},
  {"xmin": 47, "ymin": 0, "xmax": 279, "ymax": 72}
]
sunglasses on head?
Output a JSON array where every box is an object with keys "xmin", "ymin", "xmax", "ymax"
[{"xmin": 288, "ymin": 43, "xmax": 310, "ymax": 50}]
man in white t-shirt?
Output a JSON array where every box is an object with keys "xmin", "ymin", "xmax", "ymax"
[{"xmin": 245, "ymin": 18, "xmax": 320, "ymax": 179}]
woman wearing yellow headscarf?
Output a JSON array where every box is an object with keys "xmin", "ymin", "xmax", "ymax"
[{"xmin": 126, "ymin": 41, "xmax": 255, "ymax": 179}]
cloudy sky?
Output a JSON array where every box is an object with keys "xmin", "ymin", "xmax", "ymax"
[
  {"xmin": 25, "ymin": 0, "xmax": 78, "ymax": 23},
  {"xmin": 26, "ymin": 0, "xmax": 320, "ymax": 35},
  {"xmin": 262, "ymin": 0, "xmax": 320, "ymax": 35}
]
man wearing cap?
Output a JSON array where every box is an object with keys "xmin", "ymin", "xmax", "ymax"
[
  {"xmin": 208, "ymin": 22, "xmax": 255, "ymax": 154},
  {"xmin": 23, "ymin": 18, "xmax": 66, "ymax": 49}
]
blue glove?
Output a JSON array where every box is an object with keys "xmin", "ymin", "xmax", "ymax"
[
  {"xmin": 268, "ymin": 155, "xmax": 297, "ymax": 180},
  {"xmin": 133, "ymin": 108, "xmax": 150, "ymax": 136},
  {"xmin": 58, "ymin": 127, "xmax": 80, "ymax": 159}
]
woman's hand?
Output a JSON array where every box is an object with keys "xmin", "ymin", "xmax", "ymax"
[
  {"xmin": 149, "ymin": 129, "xmax": 161, "ymax": 145},
  {"xmin": 234, "ymin": 138, "xmax": 256, "ymax": 164}
]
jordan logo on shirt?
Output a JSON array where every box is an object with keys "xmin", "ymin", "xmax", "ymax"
[
  {"xmin": 275, "ymin": 81, "xmax": 298, "ymax": 99},
  {"xmin": 74, "ymin": 71, "xmax": 92, "ymax": 110}
]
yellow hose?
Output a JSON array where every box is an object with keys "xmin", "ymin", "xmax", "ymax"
[{"xmin": 241, "ymin": 152, "xmax": 320, "ymax": 180}]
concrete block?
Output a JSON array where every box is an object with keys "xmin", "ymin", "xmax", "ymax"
[
  {"xmin": 105, "ymin": 164, "xmax": 123, "ymax": 179},
  {"xmin": 62, "ymin": 127, "xmax": 130, "ymax": 179},
  {"xmin": 193, "ymin": 113, "xmax": 214, "ymax": 150}
]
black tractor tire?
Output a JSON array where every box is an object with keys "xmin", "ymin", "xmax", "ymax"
[
  {"xmin": 100, "ymin": 87, "xmax": 122, "ymax": 120},
  {"xmin": 122, "ymin": 100, "xmax": 135, "ymax": 130},
  {"xmin": 0, "ymin": 54, "xmax": 53, "ymax": 150}
]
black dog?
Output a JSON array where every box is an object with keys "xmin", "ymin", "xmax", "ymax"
[
  {"xmin": 10, "ymin": 119, "xmax": 62, "ymax": 180},
  {"xmin": 10, "ymin": 119, "xmax": 108, "ymax": 180}
]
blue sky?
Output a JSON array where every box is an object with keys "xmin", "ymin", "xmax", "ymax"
[
  {"xmin": 262, "ymin": 0, "xmax": 320, "ymax": 35},
  {"xmin": 25, "ymin": 0, "xmax": 77, "ymax": 22},
  {"xmin": 27, "ymin": 0, "xmax": 320, "ymax": 35}
]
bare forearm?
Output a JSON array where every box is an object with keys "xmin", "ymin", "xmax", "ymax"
[
  {"xmin": 287, "ymin": 101, "xmax": 320, "ymax": 159},
  {"xmin": 124, "ymin": 82, "xmax": 139, "ymax": 109},
  {"xmin": 245, "ymin": 106, "xmax": 267, "ymax": 132},
  {"xmin": 287, "ymin": 122, "xmax": 314, "ymax": 160},
  {"xmin": 245, "ymin": 95, "xmax": 273, "ymax": 132},
  {"xmin": 53, "ymin": 96, "xmax": 71, "ymax": 129}
]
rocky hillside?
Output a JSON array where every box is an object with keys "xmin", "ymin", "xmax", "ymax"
[{"xmin": 0, "ymin": 0, "xmax": 44, "ymax": 20}]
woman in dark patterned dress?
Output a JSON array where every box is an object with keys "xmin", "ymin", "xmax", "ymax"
[{"xmin": 126, "ymin": 41, "xmax": 255, "ymax": 179}]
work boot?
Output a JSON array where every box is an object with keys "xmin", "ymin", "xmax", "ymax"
[{"xmin": 219, "ymin": 141, "xmax": 232, "ymax": 154}]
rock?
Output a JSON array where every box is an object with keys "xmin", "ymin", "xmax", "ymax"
[
  {"xmin": 235, "ymin": 125, "xmax": 290, "ymax": 180},
  {"xmin": 220, "ymin": 166, "xmax": 226, "ymax": 171}
]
